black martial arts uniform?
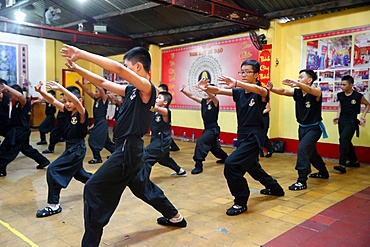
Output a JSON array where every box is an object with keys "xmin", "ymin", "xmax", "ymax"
[
  {"xmin": 46, "ymin": 108, "xmax": 92, "ymax": 204},
  {"xmin": 88, "ymin": 98, "xmax": 114, "ymax": 161},
  {"xmin": 0, "ymin": 100, "xmax": 49, "ymax": 176},
  {"xmin": 145, "ymin": 109, "xmax": 182, "ymax": 173},
  {"xmin": 193, "ymin": 99, "xmax": 228, "ymax": 169},
  {"xmin": 294, "ymin": 89, "xmax": 328, "ymax": 184},
  {"xmin": 38, "ymin": 102, "xmax": 56, "ymax": 143},
  {"xmin": 224, "ymin": 88, "xmax": 283, "ymax": 207},
  {"xmin": 337, "ymin": 91, "xmax": 363, "ymax": 166},
  {"xmin": 0, "ymin": 94, "xmax": 10, "ymax": 137},
  {"xmin": 82, "ymin": 84, "xmax": 179, "ymax": 247},
  {"xmin": 47, "ymin": 110, "xmax": 68, "ymax": 152}
]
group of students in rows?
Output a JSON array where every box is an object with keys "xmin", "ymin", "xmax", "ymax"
[{"xmin": 0, "ymin": 44, "xmax": 368, "ymax": 247}]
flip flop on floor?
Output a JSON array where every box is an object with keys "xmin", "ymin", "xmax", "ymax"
[{"xmin": 309, "ymin": 172, "xmax": 329, "ymax": 179}]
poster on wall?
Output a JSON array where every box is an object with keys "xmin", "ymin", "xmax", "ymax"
[
  {"xmin": 161, "ymin": 36, "xmax": 262, "ymax": 110},
  {"xmin": 0, "ymin": 41, "xmax": 28, "ymax": 87},
  {"xmin": 302, "ymin": 25, "xmax": 370, "ymax": 111}
]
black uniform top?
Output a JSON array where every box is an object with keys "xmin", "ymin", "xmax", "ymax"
[
  {"xmin": 293, "ymin": 88, "xmax": 322, "ymax": 125},
  {"xmin": 56, "ymin": 109, "xmax": 67, "ymax": 120},
  {"xmin": 45, "ymin": 102, "xmax": 56, "ymax": 116},
  {"xmin": 151, "ymin": 109, "xmax": 171, "ymax": 136},
  {"xmin": 0, "ymin": 95, "xmax": 10, "ymax": 125},
  {"xmin": 113, "ymin": 84, "xmax": 156, "ymax": 141},
  {"xmin": 9, "ymin": 99, "xmax": 31, "ymax": 128},
  {"xmin": 63, "ymin": 107, "xmax": 89, "ymax": 141},
  {"xmin": 337, "ymin": 91, "xmax": 363, "ymax": 121},
  {"xmin": 201, "ymin": 98, "xmax": 219, "ymax": 129},
  {"xmin": 233, "ymin": 88, "xmax": 266, "ymax": 132},
  {"xmin": 93, "ymin": 98, "xmax": 108, "ymax": 119},
  {"xmin": 114, "ymin": 103, "xmax": 120, "ymax": 120}
]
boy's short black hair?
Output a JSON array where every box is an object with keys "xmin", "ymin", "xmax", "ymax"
[
  {"xmin": 0, "ymin": 78, "xmax": 8, "ymax": 85},
  {"xmin": 241, "ymin": 60, "xmax": 260, "ymax": 73},
  {"xmin": 123, "ymin": 47, "xmax": 151, "ymax": 73},
  {"xmin": 48, "ymin": 90, "xmax": 56, "ymax": 96},
  {"xmin": 341, "ymin": 75, "xmax": 354, "ymax": 84},
  {"xmin": 158, "ymin": 84, "xmax": 168, "ymax": 92},
  {"xmin": 66, "ymin": 86, "xmax": 81, "ymax": 98},
  {"xmin": 299, "ymin": 69, "xmax": 318, "ymax": 83},
  {"xmin": 159, "ymin": 91, "xmax": 172, "ymax": 107},
  {"xmin": 11, "ymin": 84, "xmax": 23, "ymax": 94}
]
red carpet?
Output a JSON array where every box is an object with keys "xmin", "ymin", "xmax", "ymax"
[{"xmin": 264, "ymin": 186, "xmax": 370, "ymax": 247}]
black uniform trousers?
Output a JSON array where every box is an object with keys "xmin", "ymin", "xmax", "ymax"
[
  {"xmin": 48, "ymin": 118, "xmax": 68, "ymax": 151},
  {"xmin": 338, "ymin": 119, "xmax": 358, "ymax": 166},
  {"xmin": 88, "ymin": 118, "xmax": 115, "ymax": 160},
  {"xmin": 39, "ymin": 115, "xmax": 55, "ymax": 142},
  {"xmin": 193, "ymin": 128, "xmax": 228, "ymax": 168},
  {"xmin": 261, "ymin": 114, "xmax": 273, "ymax": 153},
  {"xmin": 224, "ymin": 130, "xmax": 280, "ymax": 207},
  {"xmin": 296, "ymin": 125, "xmax": 327, "ymax": 184},
  {"xmin": 47, "ymin": 140, "xmax": 91, "ymax": 204},
  {"xmin": 82, "ymin": 137, "xmax": 178, "ymax": 247},
  {"xmin": 0, "ymin": 127, "xmax": 49, "ymax": 171},
  {"xmin": 146, "ymin": 136, "xmax": 181, "ymax": 172}
]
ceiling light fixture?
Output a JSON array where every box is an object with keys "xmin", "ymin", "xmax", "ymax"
[{"xmin": 14, "ymin": 10, "xmax": 26, "ymax": 22}]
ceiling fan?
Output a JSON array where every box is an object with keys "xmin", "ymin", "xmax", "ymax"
[{"xmin": 249, "ymin": 30, "xmax": 267, "ymax": 51}]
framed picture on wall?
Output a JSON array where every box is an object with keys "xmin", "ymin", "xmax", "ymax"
[
  {"xmin": 0, "ymin": 42, "xmax": 28, "ymax": 86},
  {"xmin": 302, "ymin": 25, "xmax": 370, "ymax": 111}
]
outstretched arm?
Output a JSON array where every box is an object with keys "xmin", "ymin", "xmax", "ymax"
[
  {"xmin": 47, "ymin": 81, "xmax": 86, "ymax": 123},
  {"xmin": 65, "ymin": 62, "xmax": 127, "ymax": 97},
  {"xmin": 198, "ymin": 77, "xmax": 232, "ymax": 96},
  {"xmin": 0, "ymin": 84, "xmax": 27, "ymax": 106},
  {"xmin": 266, "ymin": 81, "xmax": 294, "ymax": 97},
  {"xmin": 61, "ymin": 45, "xmax": 151, "ymax": 97},
  {"xmin": 282, "ymin": 79, "xmax": 321, "ymax": 98},
  {"xmin": 34, "ymin": 81, "xmax": 64, "ymax": 111},
  {"xmin": 76, "ymin": 79, "xmax": 95, "ymax": 99},
  {"xmin": 218, "ymin": 75, "xmax": 268, "ymax": 98},
  {"xmin": 179, "ymin": 84, "xmax": 202, "ymax": 104}
]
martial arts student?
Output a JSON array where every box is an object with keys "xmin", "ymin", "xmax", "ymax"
[
  {"xmin": 198, "ymin": 59, "xmax": 284, "ymax": 216},
  {"xmin": 180, "ymin": 84, "xmax": 228, "ymax": 174},
  {"xmin": 157, "ymin": 83, "xmax": 180, "ymax": 151},
  {"xmin": 146, "ymin": 91, "xmax": 186, "ymax": 176},
  {"xmin": 35, "ymin": 90, "xmax": 56, "ymax": 145},
  {"xmin": 0, "ymin": 78, "xmax": 10, "ymax": 139},
  {"xmin": 267, "ymin": 69, "xmax": 329, "ymax": 190},
  {"xmin": 0, "ymin": 83, "xmax": 50, "ymax": 177},
  {"xmin": 61, "ymin": 45, "xmax": 186, "ymax": 247},
  {"xmin": 76, "ymin": 79, "xmax": 115, "ymax": 164},
  {"xmin": 35, "ymin": 81, "xmax": 92, "ymax": 217},
  {"xmin": 333, "ymin": 75, "xmax": 369, "ymax": 173},
  {"xmin": 42, "ymin": 93, "xmax": 68, "ymax": 154}
]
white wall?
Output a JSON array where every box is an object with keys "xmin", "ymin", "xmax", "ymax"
[{"xmin": 0, "ymin": 32, "xmax": 46, "ymax": 97}]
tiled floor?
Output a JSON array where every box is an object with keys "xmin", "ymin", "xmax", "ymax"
[{"xmin": 0, "ymin": 131, "xmax": 369, "ymax": 247}]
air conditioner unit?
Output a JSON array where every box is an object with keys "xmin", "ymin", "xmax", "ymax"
[{"xmin": 93, "ymin": 24, "xmax": 107, "ymax": 33}]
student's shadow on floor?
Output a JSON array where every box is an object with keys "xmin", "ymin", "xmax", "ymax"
[{"xmin": 108, "ymin": 228, "xmax": 177, "ymax": 246}]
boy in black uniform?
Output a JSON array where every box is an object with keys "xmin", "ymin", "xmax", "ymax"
[
  {"xmin": 0, "ymin": 79, "xmax": 10, "ymax": 139},
  {"xmin": 333, "ymin": 75, "xmax": 369, "ymax": 173},
  {"xmin": 180, "ymin": 84, "xmax": 228, "ymax": 174},
  {"xmin": 35, "ymin": 81, "xmax": 92, "ymax": 217},
  {"xmin": 146, "ymin": 91, "xmax": 186, "ymax": 176},
  {"xmin": 42, "ymin": 93, "xmax": 68, "ymax": 154},
  {"xmin": 0, "ymin": 83, "xmax": 50, "ymax": 177},
  {"xmin": 76, "ymin": 79, "xmax": 115, "ymax": 163},
  {"xmin": 35, "ymin": 90, "xmax": 56, "ymax": 145},
  {"xmin": 267, "ymin": 69, "xmax": 329, "ymax": 190},
  {"xmin": 157, "ymin": 83, "xmax": 180, "ymax": 151},
  {"xmin": 61, "ymin": 45, "xmax": 186, "ymax": 247},
  {"xmin": 198, "ymin": 60, "xmax": 284, "ymax": 216}
]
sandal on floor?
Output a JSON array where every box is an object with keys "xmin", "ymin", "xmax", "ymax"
[
  {"xmin": 88, "ymin": 159, "xmax": 103, "ymax": 164},
  {"xmin": 309, "ymin": 172, "xmax": 329, "ymax": 179},
  {"xmin": 260, "ymin": 188, "xmax": 285, "ymax": 196},
  {"xmin": 36, "ymin": 206, "xmax": 62, "ymax": 217},
  {"xmin": 288, "ymin": 182, "xmax": 307, "ymax": 191}
]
